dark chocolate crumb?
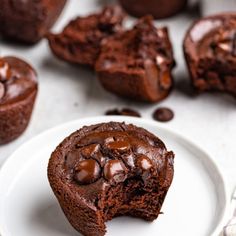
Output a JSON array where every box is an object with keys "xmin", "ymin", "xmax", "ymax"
[
  {"xmin": 105, "ymin": 108, "xmax": 141, "ymax": 117},
  {"xmin": 153, "ymin": 107, "xmax": 174, "ymax": 122}
]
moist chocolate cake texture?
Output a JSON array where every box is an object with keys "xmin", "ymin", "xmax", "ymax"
[
  {"xmin": 0, "ymin": 0, "xmax": 67, "ymax": 43},
  {"xmin": 184, "ymin": 13, "xmax": 236, "ymax": 97},
  {"xmin": 48, "ymin": 6, "xmax": 125, "ymax": 67},
  {"xmin": 96, "ymin": 16, "xmax": 175, "ymax": 103},
  {"xmin": 0, "ymin": 57, "xmax": 38, "ymax": 144},
  {"xmin": 48, "ymin": 122, "xmax": 174, "ymax": 236}
]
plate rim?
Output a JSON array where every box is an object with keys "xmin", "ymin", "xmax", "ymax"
[{"xmin": 0, "ymin": 116, "xmax": 231, "ymax": 236}]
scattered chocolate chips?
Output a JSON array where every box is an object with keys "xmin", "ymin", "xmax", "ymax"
[
  {"xmin": 105, "ymin": 108, "xmax": 141, "ymax": 117},
  {"xmin": 103, "ymin": 159, "xmax": 127, "ymax": 183},
  {"xmin": 153, "ymin": 107, "xmax": 174, "ymax": 122},
  {"xmin": 74, "ymin": 159, "xmax": 101, "ymax": 185},
  {"xmin": 0, "ymin": 82, "xmax": 5, "ymax": 100}
]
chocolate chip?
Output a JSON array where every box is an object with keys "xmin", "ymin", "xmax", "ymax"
[
  {"xmin": 153, "ymin": 107, "xmax": 174, "ymax": 122},
  {"xmin": 0, "ymin": 59, "xmax": 11, "ymax": 81},
  {"xmin": 122, "ymin": 153, "xmax": 135, "ymax": 168},
  {"xmin": 0, "ymin": 82, "xmax": 5, "ymax": 100},
  {"xmin": 103, "ymin": 159, "xmax": 127, "ymax": 183},
  {"xmin": 81, "ymin": 144, "xmax": 100, "ymax": 158},
  {"xmin": 105, "ymin": 140, "xmax": 131, "ymax": 153},
  {"xmin": 136, "ymin": 154, "xmax": 153, "ymax": 171},
  {"xmin": 105, "ymin": 108, "xmax": 141, "ymax": 117},
  {"xmin": 74, "ymin": 159, "xmax": 101, "ymax": 185}
]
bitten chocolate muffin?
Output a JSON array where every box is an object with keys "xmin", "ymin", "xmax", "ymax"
[
  {"xmin": 119, "ymin": 0, "xmax": 187, "ymax": 19},
  {"xmin": 48, "ymin": 6, "xmax": 125, "ymax": 67},
  {"xmin": 0, "ymin": 0, "xmax": 67, "ymax": 43},
  {"xmin": 0, "ymin": 57, "xmax": 38, "ymax": 144},
  {"xmin": 48, "ymin": 122, "xmax": 174, "ymax": 236},
  {"xmin": 95, "ymin": 16, "xmax": 175, "ymax": 103},
  {"xmin": 184, "ymin": 13, "xmax": 236, "ymax": 97}
]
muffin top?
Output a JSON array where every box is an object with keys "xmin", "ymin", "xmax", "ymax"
[
  {"xmin": 0, "ymin": 57, "xmax": 37, "ymax": 106},
  {"xmin": 48, "ymin": 122, "xmax": 174, "ymax": 204},
  {"xmin": 184, "ymin": 13, "xmax": 236, "ymax": 63}
]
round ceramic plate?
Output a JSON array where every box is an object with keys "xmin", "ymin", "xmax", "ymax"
[{"xmin": 0, "ymin": 116, "xmax": 230, "ymax": 236}]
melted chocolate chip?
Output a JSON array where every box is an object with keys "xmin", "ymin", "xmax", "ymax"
[
  {"xmin": 81, "ymin": 144, "xmax": 100, "ymax": 158},
  {"xmin": 122, "ymin": 153, "xmax": 135, "ymax": 168},
  {"xmin": 103, "ymin": 159, "xmax": 127, "ymax": 183},
  {"xmin": 0, "ymin": 59, "xmax": 11, "ymax": 81},
  {"xmin": 136, "ymin": 154, "xmax": 153, "ymax": 171},
  {"xmin": 105, "ymin": 140, "xmax": 131, "ymax": 153},
  {"xmin": 0, "ymin": 82, "xmax": 5, "ymax": 100},
  {"xmin": 153, "ymin": 107, "xmax": 174, "ymax": 122},
  {"xmin": 105, "ymin": 108, "xmax": 141, "ymax": 117},
  {"xmin": 74, "ymin": 159, "xmax": 101, "ymax": 185}
]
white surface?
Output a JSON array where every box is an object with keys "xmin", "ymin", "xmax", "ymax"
[
  {"xmin": 0, "ymin": 116, "xmax": 230, "ymax": 236},
  {"xmin": 0, "ymin": 0, "xmax": 236, "ymax": 204},
  {"xmin": 201, "ymin": 0, "xmax": 236, "ymax": 16}
]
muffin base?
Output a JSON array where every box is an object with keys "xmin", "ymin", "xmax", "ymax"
[{"xmin": 0, "ymin": 90, "xmax": 37, "ymax": 144}]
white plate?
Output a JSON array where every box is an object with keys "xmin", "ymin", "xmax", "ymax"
[{"xmin": 0, "ymin": 116, "xmax": 230, "ymax": 236}]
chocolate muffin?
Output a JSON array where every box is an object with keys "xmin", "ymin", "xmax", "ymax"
[
  {"xmin": 119, "ymin": 0, "xmax": 187, "ymax": 19},
  {"xmin": 95, "ymin": 16, "xmax": 175, "ymax": 103},
  {"xmin": 48, "ymin": 122, "xmax": 174, "ymax": 236},
  {"xmin": 0, "ymin": 57, "xmax": 38, "ymax": 144},
  {"xmin": 48, "ymin": 6, "xmax": 125, "ymax": 67},
  {"xmin": 0, "ymin": 0, "xmax": 67, "ymax": 43},
  {"xmin": 184, "ymin": 13, "xmax": 236, "ymax": 97}
]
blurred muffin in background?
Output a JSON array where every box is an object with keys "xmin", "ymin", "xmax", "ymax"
[
  {"xmin": 119, "ymin": 0, "xmax": 188, "ymax": 19},
  {"xmin": 0, "ymin": 0, "xmax": 67, "ymax": 44}
]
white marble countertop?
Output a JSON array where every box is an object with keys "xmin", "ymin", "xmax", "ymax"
[{"xmin": 0, "ymin": 0, "xmax": 236, "ymax": 196}]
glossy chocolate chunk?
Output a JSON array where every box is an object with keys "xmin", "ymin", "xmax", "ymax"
[
  {"xmin": 103, "ymin": 159, "xmax": 127, "ymax": 183},
  {"xmin": 121, "ymin": 153, "xmax": 135, "ymax": 168},
  {"xmin": 105, "ymin": 140, "xmax": 131, "ymax": 153},
  {"xmin": 74, "ymin": 159, "xmax": 101, "ymax": 185},
  {"xmin": 136, "ymin": 154, "xmax": 153, "ymax": 170},
  {"xmin": 81, "ymin": 144, "xmax": 100, "ymax": 158},
  {"xmin": 153, "ymin": 107, "xmax": 174, "ymax": 122}
]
